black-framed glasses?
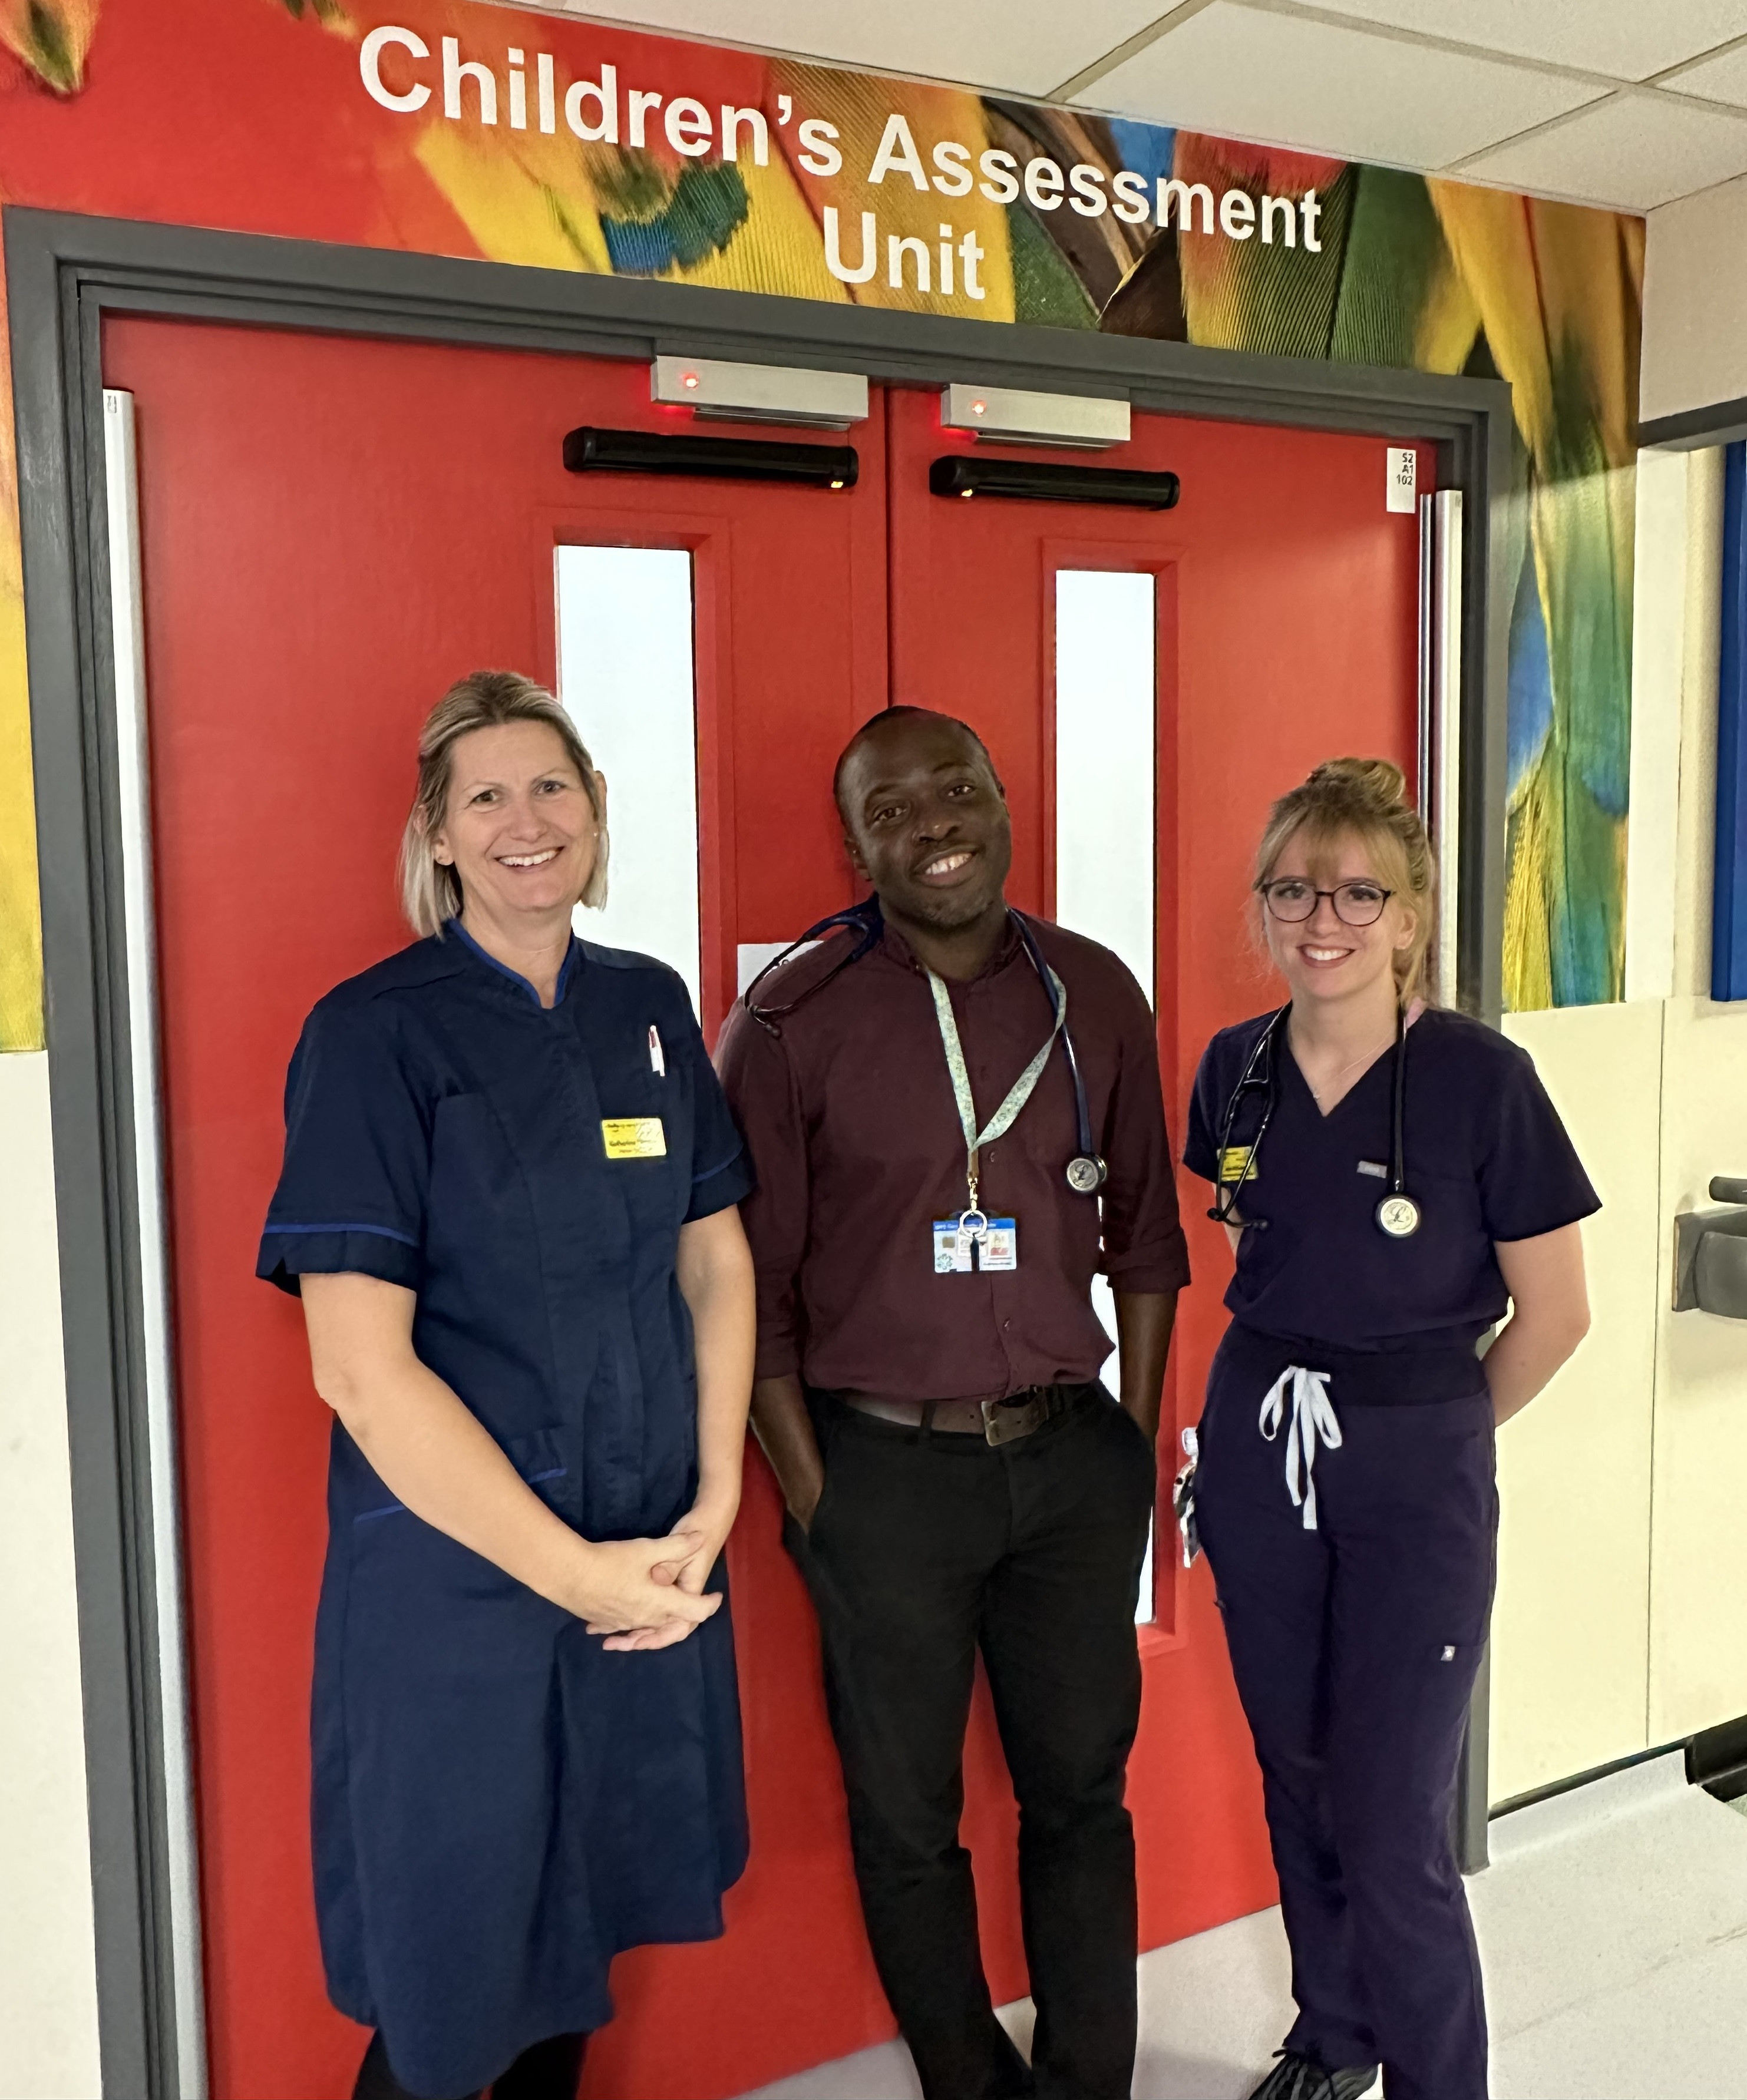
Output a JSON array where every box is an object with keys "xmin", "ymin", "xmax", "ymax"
[{"xmin": 1257, "ymin": 878, "xmax": 1394, "ymax": 927}]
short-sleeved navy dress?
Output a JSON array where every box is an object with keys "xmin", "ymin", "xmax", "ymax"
[
  {"xmin": 1183, "ymin": 1005, "xmax": 1598, "ymax": 2100},
  {"xmin": 257, "ymin": 922, "xmax": 752, "ymax": 2100}
]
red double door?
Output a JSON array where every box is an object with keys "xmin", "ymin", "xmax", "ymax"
[{"xmin": 105, "ymin": 315, "xmax": 1425, "ymax": 2099}]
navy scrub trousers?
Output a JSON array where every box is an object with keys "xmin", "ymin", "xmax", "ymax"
[
  {"xmin": 1184, "ymin": 1004, "xmax": 1601, "ymax": 2100},
  {"xmin": 258, "ymin": 925, "xmax": 753, "ymax": 2100},
  {"xmin": 1196, "ymin": 1325, "xmax": 1495, "ymax": 2100}
]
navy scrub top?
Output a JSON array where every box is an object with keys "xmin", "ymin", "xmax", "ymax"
[
  {"xmin": 257, "ymin": 922, "xmax": 752, "ymax": 2100},
  {"xmin": 1184, "ymin": 1006, "xmax": 1599, "ymax": 1353}
]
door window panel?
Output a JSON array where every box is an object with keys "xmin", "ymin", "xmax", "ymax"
[
  {"xmin": 1055, "ymin": 568, "xmax": 1157, "ymax": 1000},
  {"xmin": 1055, "ymin": 567, "xmax": 1160, "ymax": 1621},
  {"xmin": 555, "ymin": 544, "xmax": 702, "ymax": 1011}
]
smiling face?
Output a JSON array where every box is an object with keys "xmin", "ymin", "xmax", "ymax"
[
  {"xmin": 1261, "ymin": 824, "xmax": 1418, "ymax": 1011},
  {"xmin": 431, "ymin": 719, "xmax": 602, "ymax": 928},
  {"xmin": 837, "ymin": 713, "xmax": 1012, "ymax": 934}
]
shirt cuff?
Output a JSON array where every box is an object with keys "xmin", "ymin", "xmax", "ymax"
[
  {"xmin": 752, "ymin": 1334, "xmax": 803, "ymax": 1382},
  {"xmin": 256, "ymin": 1226, "xmax": 421, "ymax": 1298},
  {"xmin": 1101, "ymin": 1228, "xmax": 1192, "ymax": 1294},
  {"xmin": 685, "ymin": 1149, "xmax": 755, "ymax": 1222},
  {"xmin": 1488, "ymin": 1192, "xmax": 1602, "ymax": 1242}
]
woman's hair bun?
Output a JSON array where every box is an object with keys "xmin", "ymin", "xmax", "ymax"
[{"xmin": 1304, "ymin": 755, "xmax": 1408, "ymax": 808}]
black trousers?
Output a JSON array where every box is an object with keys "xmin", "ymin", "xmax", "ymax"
[{"xmin": 789, "ymin": 1386, "xmax": 1157, "ymax": 2100}]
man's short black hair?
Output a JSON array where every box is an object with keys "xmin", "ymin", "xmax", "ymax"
[{"xmin": 831, "ymin": 706, "xmax": 998, "ymax": 821}]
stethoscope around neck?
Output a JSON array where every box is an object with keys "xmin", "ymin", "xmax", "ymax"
[
  {"xmin": 1209, "ymin": 1001, "xmax": 1421, "ymax": 1239},
  {"xmin": 742, "ymin": 898, "xmax": 1108, "ymax": 1196}
]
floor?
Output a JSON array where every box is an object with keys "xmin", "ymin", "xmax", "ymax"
[{"xmin": 736, "ymin": 1750, "xmax": 1747, "ymax": 2099}]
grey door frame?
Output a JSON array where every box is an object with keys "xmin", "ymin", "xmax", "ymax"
[{"xmin": 4, "ymin": 202, "xmax": 1514, "ymax": 2099}]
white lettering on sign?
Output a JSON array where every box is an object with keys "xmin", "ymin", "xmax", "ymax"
[
  {"xmin": 1386, "ymin": 447, "xmax": 1418, "ymax": 514},
  {"xmin": 357, "ymin": 27, "xmax": 1327, "ymax": 300},
  {"xmin": 360, "ymin": 24, "xmax": 431, "ymax": 113}
]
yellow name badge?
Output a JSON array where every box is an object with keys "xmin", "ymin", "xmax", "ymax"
[
  {"xmin": 1220, "ymin": 1145, "xmax": 1259, "ymax": 1185},
  {"xmin": 601, "ymin": 1117, "xmax": 667, "ymax": 1160}
]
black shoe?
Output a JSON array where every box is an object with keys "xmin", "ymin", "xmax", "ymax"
[{"xmin": 1244, "ymin": 2050, "xmax": 1379, "ymax": 2100}]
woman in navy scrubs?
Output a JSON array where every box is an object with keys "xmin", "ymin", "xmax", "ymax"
[
  {"xmin": 257, "ymin": 670, "xmax": 756, "ymax": 2100},
  {"xmin": 1184, "ymin": 759, "xmax": 1596, "ymax": 2100}
]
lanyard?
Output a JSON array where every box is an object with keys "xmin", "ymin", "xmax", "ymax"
[
  {"xmin": 927, "ymin": 965, "xmax": 1066, "ymax": 1219},
  {"xmin": 747, "ymin": 901, "xmax": 1107, "ymax": 1199}
]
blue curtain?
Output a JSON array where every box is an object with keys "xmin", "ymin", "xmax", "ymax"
[{"xmin": 1715, "ymin": 441, "xmax": 1747, "ymax": 1001}]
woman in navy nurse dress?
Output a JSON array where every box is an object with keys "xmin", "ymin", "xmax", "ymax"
[
  {"xmin": 257, "ymin": 671, "xmax": 756, "ymax": 2100},
  {"xmin": 1183, "ymin": 760, "xmax": 1597, "ymax": 2100}
]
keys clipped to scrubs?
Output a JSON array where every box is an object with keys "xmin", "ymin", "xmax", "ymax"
[
  {"xmin": 1173, "ymin": 1426, "xmax": 1202, "ymax": 1567},
  {"xmin": 926, "ymin": 964, "xmax": 1068, "ymax": 1278}
]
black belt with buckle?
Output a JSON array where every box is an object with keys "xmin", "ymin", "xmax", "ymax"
[{"xmin": 837, "ymin": 1384, "xmax": 1077, "ymax": 1446}]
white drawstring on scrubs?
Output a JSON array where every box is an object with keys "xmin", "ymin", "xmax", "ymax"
[{"xmin": 1258, "ymin": 1367, "xmax": 1342, "ymax": 1529}]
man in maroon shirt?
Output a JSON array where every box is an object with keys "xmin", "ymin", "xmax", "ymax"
[{"xmin": 715, "ymin": 707, "xmax": 1189, "ymax": 2100}]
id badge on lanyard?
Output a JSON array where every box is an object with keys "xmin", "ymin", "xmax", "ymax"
[
  {"xmin": 926, "ymin": 964, "xmax": 1065, "ymax": 1278},
  {"xmin": 932, "ymin": 1215, "xmax": 1018, "ymax": 1273}
]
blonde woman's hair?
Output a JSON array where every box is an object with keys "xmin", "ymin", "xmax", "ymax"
[
  {"xmin": 399, "ymin": 670, "xmax": 609, "ymax": 938},
  {"xmin": 1253, "ymin": 756, "xmax": 1437, "ymax": 1006}
]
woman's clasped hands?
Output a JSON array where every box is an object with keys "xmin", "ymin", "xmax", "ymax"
[{"xmin": 576, "ymin": 1486, "xmax": 741, "ymax": 1652}]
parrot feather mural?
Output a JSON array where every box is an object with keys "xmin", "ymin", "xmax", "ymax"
[
  {"xmin": 0, "ymin": 0, "xmax": 98, "ymax": 91},
  {"xmin": 0, "ymin": 0, "xmax": 1643, "ymax": 1046}
]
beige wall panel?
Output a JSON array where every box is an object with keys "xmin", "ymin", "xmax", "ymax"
[
  {"xmin": 1649, "ymin": 996, "xmax": 1747, "ymax": 1742},
  {"xmin": 1642, "ymin": 174, "xmax": 1747, "ymax": 426},
  {"xmin": 0, "ymin": 1052, "xmax": 101, "ymax": 2099},
  {"xmin": 1491, "ymin": 1004, "xmax": 1661, "ymax": 1803}
]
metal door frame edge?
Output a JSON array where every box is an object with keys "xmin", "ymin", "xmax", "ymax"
[{"xmin": 2, "ymin": 203, "xmax": 1512, "ymax": 2098}]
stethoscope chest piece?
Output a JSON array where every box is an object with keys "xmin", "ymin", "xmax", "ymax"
[
  {"xmin": 1371, "ymin": 1003, "xmax": 1421, "ymax": 1239},
  {"xmin": 1066, "ymin": 1154, "xmax": 1108, "ymax": 1195}
]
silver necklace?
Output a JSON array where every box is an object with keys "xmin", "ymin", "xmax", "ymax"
[{"xmin": 1298, "ymin": 1029, "xmax": 1395, "ymax": 1112}]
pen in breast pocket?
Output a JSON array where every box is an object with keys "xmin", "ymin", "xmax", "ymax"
[{"xmin": 649, "ymin": 1024, "xmax": 666, "ymax": 1078}]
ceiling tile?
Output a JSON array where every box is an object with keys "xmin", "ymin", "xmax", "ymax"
[
  {"xmin": 1078, "ymin": 3, "xmax": 1603, "ymax": 169},
  {"xmin": 528, "ymin": 1, "xmax": 1172, "ymax": 97},
  {"xmin": 1296, "ymin": 0, "xmax": 1747, "ymax": 84},
  {"xmin": 1665, "ymin": 41, "xmax": 1747, "ymax": 108},
  {"xmin": 1458, "ymin": 89, "xmax": 1747, "ymax": 208}
]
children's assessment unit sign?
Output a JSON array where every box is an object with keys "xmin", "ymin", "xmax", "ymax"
[{"xmin": 359, "ymin": 24, "xmax": 1327, "ymax": 304}]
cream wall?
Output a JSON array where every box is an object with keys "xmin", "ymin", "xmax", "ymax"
[
  {"xmin": 1652, "ymin": 996, "xmax": 1747, "ymax": 1738},
  {"xmin": 1642, "ymin": 447, "xmax": 1747, "ymax": 1736},
  {"xmin": 1643, "ymin": 174, "xmax": 1747, "ymax": 428},
  {"xmin": 0, "ymin": 1051, "xmax": 101, "ymax": 2099},
  {"xmin": 1491, "ymin": 445, "xmax": 1747, "ymax": 1801},
  {"xmin": 1491, "ymin": 1001, "xmax": 1662, "ymax": 1803}
]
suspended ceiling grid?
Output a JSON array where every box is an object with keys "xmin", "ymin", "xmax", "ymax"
[{"xmin": 486, "ymin": 0, "xmax": 1747, "ymax": 211}]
